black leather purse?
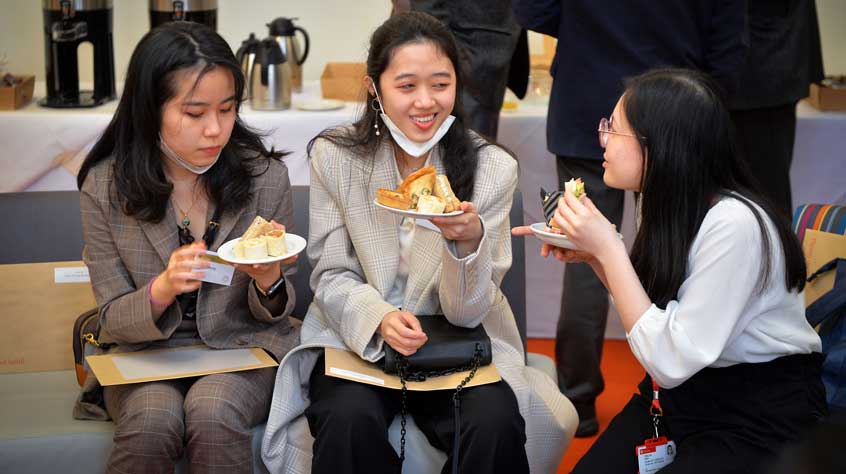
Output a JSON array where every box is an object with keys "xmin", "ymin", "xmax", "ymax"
[{"xmin": 380, "ymin": 315, "xmax": 492, "ymax": 472}]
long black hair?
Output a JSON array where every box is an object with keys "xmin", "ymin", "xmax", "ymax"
[
  {"xmin": 77, "ymin": 22, "xmax": 287, "ymax": 222},
  {"xmin": 624, "ymin": 68, "xmax": 806, "ymax": 307},
  {"xmin": 306, "ymin": 11, "xmax": 495, "ymax": 201}
]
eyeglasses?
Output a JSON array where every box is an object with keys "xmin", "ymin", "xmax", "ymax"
[{"xmin": 598, "ymin": 117, "xmax": 644, "ymax": 148}]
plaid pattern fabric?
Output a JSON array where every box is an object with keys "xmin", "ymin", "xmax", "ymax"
[
  {"xmin": 793, "ymin": 204, "xmax": 846, "ymax": 242},
  {"xmin": 262, "ymin": 134, "xmax": 578, "ymax": 474},
  {"xmin": 103, "ymin": 367, "xmax": 276, "ymax": 474},
  {"xmin": 74, "ymin": 158, "xmax": 301, "ymax": 421}
]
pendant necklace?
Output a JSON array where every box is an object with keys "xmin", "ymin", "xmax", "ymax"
[{"xmin": 173, "ymin": 182, "xmax": 200, "ymax": 229}]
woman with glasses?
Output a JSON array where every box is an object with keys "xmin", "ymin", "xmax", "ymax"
[{"xmin": 515, "ymin": 68, "xmax": 825, "ymax": 474}]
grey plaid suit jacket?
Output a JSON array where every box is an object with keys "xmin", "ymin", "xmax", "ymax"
[
  {"xmin": 74, "ymin": 157, "xmax": 301, "ymax": 420},
  {"xmin": 262, "ymin": 134, "xmax": 577, "ymax": 473}
]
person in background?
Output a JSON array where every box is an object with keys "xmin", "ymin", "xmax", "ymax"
[
  {"xmin": 512, "ymin": 0, "xmax": 747, "ymax": 437},
  {"xmin": 730, "ymin": 0, "xmax": 825, "ymax": 218},
  {"xmin": 392, "ymin": 0, "xmax": 529, "ymax": 139},
  {"xmin": 516, "ymin": 68, "xmax": 825, "ymax": 474},
  {"xmin": 261, "ymin": 12, "xmax": 576, "ymax": 474},
  {"xmin": 74, "ymin": 22, "xmax": 299, "ymax": 474}
]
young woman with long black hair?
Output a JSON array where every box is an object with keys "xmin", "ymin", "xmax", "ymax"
[
  {"xmin": 517, "ymin": 68, "xmax": 825, "ymax": 473},
  {"xmin": 75, "ymin": 22, "xmax": 299, "ymax": 473},
  {"xmin": 262, "ymin": 12, "xmax": 577, "ymax": 474}
]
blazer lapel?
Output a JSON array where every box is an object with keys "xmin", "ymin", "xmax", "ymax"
[
  {"xmin": 361, "ymin": 141, "xmax": 402, "ymax": 296},
  {"xmin": 206, "ymin": 201, "xmax": 245, "ymax": 252},
  {"xmin": 140, "ymin": 205, "xmax": 180, "ymax": 267}
]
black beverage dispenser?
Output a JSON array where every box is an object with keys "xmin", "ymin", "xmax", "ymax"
[
  {"xmin": 40, "ymin": 0, "xmax": 116, "ymax": 108},
  {"xmin": 150, "ymin": 0, "xmax": 218, "ymax": 31}
]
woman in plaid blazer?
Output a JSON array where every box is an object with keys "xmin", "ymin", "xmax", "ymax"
[
  {"xmin": 262, "ymin": 12, "xmax": 577, "ymax": 474},
  {"xmin": 74, "ymin": 23, "xmax": 300, "ymax": 474}
]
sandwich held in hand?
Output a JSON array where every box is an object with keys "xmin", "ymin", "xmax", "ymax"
[
  {"xmin": 233, "ymin": 216, "xmax": 287, "ymax": 260},
  {"xmin": 545, "ymin": 178, "xmax": 586, "ymax": 234},
  {"xmin": 375, "ymin": 165, "xmax": 461, "ymax": 214}
]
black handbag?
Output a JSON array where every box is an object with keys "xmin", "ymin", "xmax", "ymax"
[{"xmin": 380, "ymin": 315, "xmax": 492, "ymax": 473}]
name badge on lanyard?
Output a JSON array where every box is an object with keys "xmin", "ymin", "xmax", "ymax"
[{"xmin": 636, "ymin": 378, "xmax": 676, "ymax": 473}]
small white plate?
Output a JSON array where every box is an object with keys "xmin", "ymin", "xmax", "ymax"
[
  {"xmin": 529, "ymin": 222, "xmax": 622, "ymax": 250},
  {"xmin": 216, "ymin": 233, "xmax": 307, "ymax": 265},
  {"xmin": 373, "ymin": 200, "xmax": 464, "ymax": 219},
  {"xmin": 294, "ymin": 99, "xmax": 345, "ymax": 111}
]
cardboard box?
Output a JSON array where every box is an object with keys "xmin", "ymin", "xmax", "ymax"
[
  {"xmin": 807, "ymin": 82, "xmax": 846, "ymax": 112},
  {"xmin": 0, "ymin": 75, "xmax": 35, "ymax": 110},
  {"xmin": 320, "ymin": 62, "xmax": 366, "ymax": 102},
  {"xmin": 0, "ymin": 261, "xmax": 96, "ymax": 374}
]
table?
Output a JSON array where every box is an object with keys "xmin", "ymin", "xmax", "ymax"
[{"xmin": 3, "ymin": 83, "xmax": 844, "ymax": 338}]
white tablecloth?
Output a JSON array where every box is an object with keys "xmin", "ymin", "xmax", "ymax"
[{"xmin": 2, "ymin": 83, "xmax": 844, "ymax": 338}]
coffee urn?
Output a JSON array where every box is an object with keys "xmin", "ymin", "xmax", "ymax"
[
  {"xmin": 150, "ymin": 0, "xmax": 217, "ymax": 30},
  {"xmin": 40, "ymin": 0, "xmax": 116, "ymax": 108}
]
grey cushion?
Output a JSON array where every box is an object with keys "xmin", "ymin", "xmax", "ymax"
[{"xmin": 0, "ymin": 189, "xmax": 555, "ymax": 473}]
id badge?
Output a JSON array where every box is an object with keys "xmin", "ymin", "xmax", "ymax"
[
  {"xmin": 197, "ymin": 251, "xmax": 234, "ymax": 286},
  {"xmin": 636, "ymin": 436, "xmax": 676, "ymax": 474}
]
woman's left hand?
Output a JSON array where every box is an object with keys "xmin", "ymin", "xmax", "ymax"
[
  {"xmin": 430, "ymin": 201, "xmax": 483, "ymax": 242},
  {"xmin": 552, "ymin": 191, "xmax": 622, "ymax": 259},
  {"xmin": 233, "ymin": 220, "xmax": 297, "ymax": 292}
]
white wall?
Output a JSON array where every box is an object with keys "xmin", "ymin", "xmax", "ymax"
[
  {"xmin": 1, "ymin": 0, "xmax": 843, "ymax": 84},
  {"xmin": 0, "ymin": 0, "xmax": 388, "ymax": 84},
  {"xmin": 817, "ymin": 0, "xmax": 846, "ymax": 76}
]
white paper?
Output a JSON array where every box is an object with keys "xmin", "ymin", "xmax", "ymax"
[
  {"xmin": 54, "ymin": 266, "xmax": 90, "ymax": 283},
  {"xmin": 198, "ymin": 251, "xmax": 234, "ymax": 286},
  {"xmin": 328, "ymin": 367, "xmax": 385, "ymax": 385},
  {"xmin": 112, "ymin": 347, "xmax": 263, "ymax": 380}
]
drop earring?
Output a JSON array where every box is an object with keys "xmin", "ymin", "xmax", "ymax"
[{"xmin": 371, "ymin": 97, "xmax": 381, "ymax": 136}]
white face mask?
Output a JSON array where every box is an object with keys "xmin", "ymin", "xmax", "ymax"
[
  {"xmin": 159, "ymin": 133, "xmax": 221, "ymax": 175},
  {"xmin": 372, "ymin": 83, "xmax": 455, "ymax": 158}
]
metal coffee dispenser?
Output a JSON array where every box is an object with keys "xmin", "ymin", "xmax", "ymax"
[
  {"xmin": 249, "ymin": 37, "xmax": 291, "ymax": 111},
  {"xmin": 150, "ymin": 0, "xmax": 218, "ymax": 30},
  {"xmin": 266, "ymin": 17, "xmax": 309, "ymax": 92},
  {"xmin": 40, "ymin": 0, "xmax": 116, "ymax": 108}
]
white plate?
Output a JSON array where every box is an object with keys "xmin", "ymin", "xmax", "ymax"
[
  {"xmin": 529, "ymin": 222, "xmax": 622, "ymax": 250},
  {"xmin": 294, "ymin": 99, "xmax": 345, "ymax": 111},
  {"xmin": 216, "ymin": 233, "xmax": 307, "ymax": 265},
  {"xmin": 373, "ymin": 200, "xmax": 464, "ymax": 219}
]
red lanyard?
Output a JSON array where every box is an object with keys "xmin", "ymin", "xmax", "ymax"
[{"xmin": 649, "ymin": 378, "xmax": 663, "ymax": 439}]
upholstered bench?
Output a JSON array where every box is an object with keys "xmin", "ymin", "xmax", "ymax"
[{"xmin": 0, "ymin": 188, "xmax": 560, "ymax": 473}]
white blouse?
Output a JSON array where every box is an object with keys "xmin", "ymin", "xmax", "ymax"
[{"xmin": 626, "ymin": 195, "xmax": 821, "ymax": 389}]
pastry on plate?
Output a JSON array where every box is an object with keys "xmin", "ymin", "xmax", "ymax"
[
  {"xmin": 265, "ymin": 229, "xmax": 288, "ymax": 256},
  {"xmin": 416, "ymin": 194, "xmax": 446, "ymax": 214},
  {"xmin": 398, "ymin": 165, "xmax": 436, "ymax": 206},
  {"xmin": 433, "ymin": 174, "xmax": 461, "ymax": 212},
  {"xmin": 376, "ymin": 188, "xmax": 413, "ymax": 210}
]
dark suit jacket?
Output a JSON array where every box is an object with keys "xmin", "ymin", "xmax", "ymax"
[
  {"xmin": 75, "ymin": 157, "xmax": 300, "ymax": 420},
  {"xmin": 730, "ymin": 0, "xmax": 824, "ymax": 110},
  {"xmin": 513, "ymin": 0, "xmax": 748, "ymax": 160},
  {"xmin": 410, "ymin": 0, "xmax": 529, "ymax": 107}
]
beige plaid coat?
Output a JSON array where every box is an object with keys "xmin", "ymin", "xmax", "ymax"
[
  {"xmin": 262, "ymin": 135, "xmax": 577, "ymax": 473},
  {"xmin": 74, "ymin": 157, "xmax": 301, "ymax": 420}
]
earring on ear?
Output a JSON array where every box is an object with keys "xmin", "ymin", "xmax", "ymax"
[{"xmin": 370, "ymin": 97, "xmax": 381, "ymax": 136}]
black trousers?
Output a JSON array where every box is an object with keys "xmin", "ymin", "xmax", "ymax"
[
  {"xmin": 305, "ymin": 355, "xmax": 529, "ymax": 474},
  {"xmin": 731, "ymin": 102, "xmax": 798, "ymax": 219},
  {"xmin": 574, "ymin": 353, "xmax": 827, "ymax": 474},
  {"xmin": 462, "ymin": 89, "xmax": 502, "ymax": 140},
  {"xmin": 555, "ymin": 156, "xmax": 625, "ymax": 412}
]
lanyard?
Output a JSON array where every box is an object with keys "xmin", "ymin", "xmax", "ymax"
[{"xmin": 649, "ymin": 378, "xmax": 663, "ymax": 439}]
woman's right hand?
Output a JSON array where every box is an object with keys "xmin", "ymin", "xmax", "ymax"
[
  {"xmin": 380, "ymin": 311, "xmax": 428, "ymax": 356},
  {"xmin": 151, "ymin": 242, "xmax": 209, "ymax": 303}
]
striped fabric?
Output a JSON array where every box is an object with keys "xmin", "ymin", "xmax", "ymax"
[{"xmin": 792, "ymin": 204, "xmax": 846, "ymax": 242}]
